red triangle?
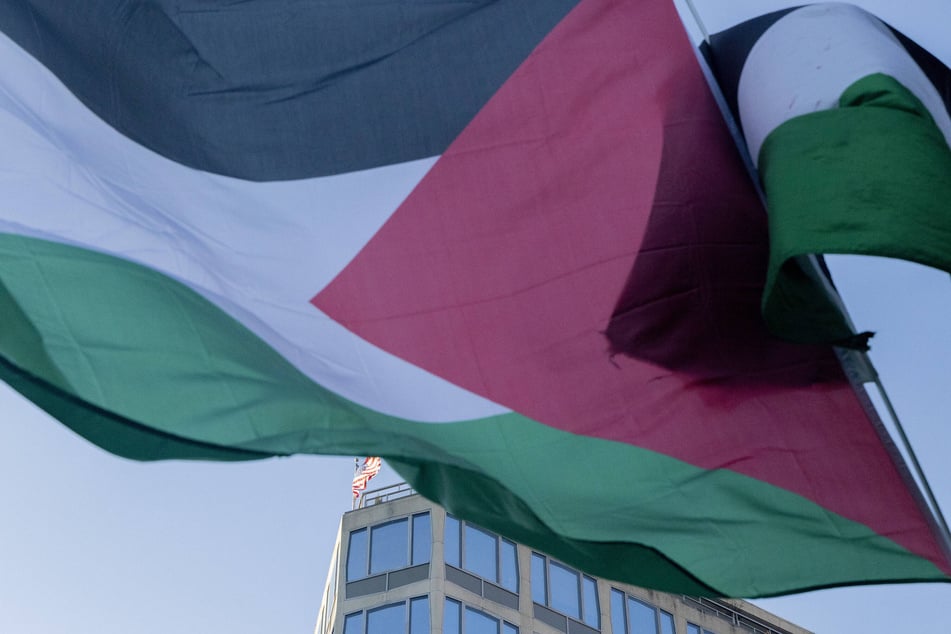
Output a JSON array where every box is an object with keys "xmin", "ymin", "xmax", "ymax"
[{"xmin": 314, "ymin": 0, "xmax": 946, "ymax": 570}]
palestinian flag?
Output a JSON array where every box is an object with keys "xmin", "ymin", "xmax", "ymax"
[
  {"xmin": 704, "ymin": 3, "xmax": 951, "ymax": 347},
  {"xmin": 1, "ymin": 0, "xmax": 949, "ymax": 597}
]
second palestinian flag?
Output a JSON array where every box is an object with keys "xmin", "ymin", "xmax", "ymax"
[{"xmin": 705, "ymin": 3, "xmax": 951, "ymax": 346}]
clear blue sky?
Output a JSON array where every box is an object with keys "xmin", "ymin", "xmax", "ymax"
[{"xmin": 2, "ymin": 1, "xmax": 950, "ymax": 632}]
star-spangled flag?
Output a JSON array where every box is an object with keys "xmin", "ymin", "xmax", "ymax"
[
  {"xmin": 0, "ymin": 0, "xmax": 949, "ymax": 597},
  {"xmin": 352, "ymin": 457, "xmax": 383, "ymax": 498}
]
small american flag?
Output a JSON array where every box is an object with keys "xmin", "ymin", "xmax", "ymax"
[{"xmin": 352, "ymin": 456, "xmax": 383, "ymax": 497}]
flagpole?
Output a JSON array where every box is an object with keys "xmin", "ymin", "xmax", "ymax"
[
  {"xmin": 682, "ymin": 0, "xmax": 710, "ymax": 45},
  {"xmin": 873, "ymin": 377, "xmax": 951, "ymax": 549},
  {"xmin": 839, "ymin": 350, "xmax": 951, "ymax": 562},
  {"xmin": 352, "ymin": 457, "xmax": 360, "ymax": 510},
  {"xmin": 678, "ymin": 0, "xmax": 951, "ymax": 559}
]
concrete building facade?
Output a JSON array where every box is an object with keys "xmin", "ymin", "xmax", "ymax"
[{"xmin": 314, "ymin": 484, "xmax": 811, "ymax": 634}]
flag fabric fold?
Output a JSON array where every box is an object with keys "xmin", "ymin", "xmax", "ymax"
[
  {"xmin": 1, "ymin": 0, "xmax": 949, "ymax": 597},
  {"xmin": 352, "ymin": 457, "xmax": 383, "ymax": 498},
  {"xmin": 704, "ymin": 3, "xmax": 951, "ymax": 346}
]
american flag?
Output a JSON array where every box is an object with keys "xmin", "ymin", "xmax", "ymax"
[{"xmin": 352, "ymin": 456, "xmax": 383, "ymax": 497}]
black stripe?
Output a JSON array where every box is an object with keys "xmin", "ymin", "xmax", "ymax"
[
  {"xmin": 891, "ymin": 28, "xmax": 951, "ymax": 113},
  {"xmin": 700, "ymin": 7, "xmax": 797, "ymax": 122},
  {"xmin": 1, "ymin": 0, "xmax": 580, "ymax": 180},
  {"xmin": 700, "ymin": 6, "xmax": 951, "ymax": 126}
]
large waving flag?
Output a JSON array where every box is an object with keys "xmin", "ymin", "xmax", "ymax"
[
  {"xmin": 1, "ymin": 0, "xmax": 949, "ymax": 597},
  {"xmin": 703, "ymin": 3, "xmax": 951, "ymax": 346}
]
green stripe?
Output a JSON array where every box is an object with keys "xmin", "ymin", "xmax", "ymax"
[
  {"xmin": 758, "ymin": 73, "xmax": 951, "ymax": 346},
  {"xmin": 0, "ymin": 356, "xmax": 268, "ymax": 461},
  {"xmin": 385, "ymin": 420, "xmax": 947, "ymax": 597},
  {"xmin": 0, "ymin": 233, "xmax": 506, "ymax": 463},
  {"xmin": 0, "ymin": 234, "xmax": 945, "ymax": 596},
  {"xmin": 0, "ymin": 233, "xmax": 399, "ymax": 455}
]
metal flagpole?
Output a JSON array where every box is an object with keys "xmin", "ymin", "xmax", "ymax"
[
  {"xmin": 873, "ymin": 377, "xmax": 951, "ymax": 547},
  {"xmin": 352, "ymin": 457, "xmax": 360, "ymax": 510},
  {"xmin": 682, "ymin": 0, "xmax": 710, "ymax": 45}
]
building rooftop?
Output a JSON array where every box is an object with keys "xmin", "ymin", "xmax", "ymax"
[{"xmin": 316, "ymin": 485, "xmax": 812, "ymax": 634}]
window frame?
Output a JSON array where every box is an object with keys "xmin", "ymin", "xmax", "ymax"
[
  {"xmin": 612, "ymin": 588, "xmax": 683, "ymax": 634},
  {"xmin": 531, "ymin": 552, "xmax": 600, "ymax": 629},
  {"xmin": 343, "ymin": 595, "xmax": 430, "ymax": 634},
  {"xmin": 443, "ymin": 597, "xmax": 518, "ymax": 634},
  {"xmin": 445, "ymin": 514, "xmax": 519, "ymax": 592},
  {"xmin": 346, "ymin": 512, "xmax": 432, "ymax": 582}
]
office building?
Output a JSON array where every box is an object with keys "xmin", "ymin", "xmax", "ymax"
[{"xmin": 314, "ymin": 484, "xmax": 811, "ymax": 634}]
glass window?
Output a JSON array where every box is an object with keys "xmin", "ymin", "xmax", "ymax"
[
  {"xmin": 464, "ymin": 524, "xmax": 498, "ymax": 582},
  {"xmin": 659, "ymin": 610, "xmax": 675, "ymax": 634},
  {"xmin": 349, "ymin": 513, "xmax": 430, "ymax": 581},
  {"xmin": 611, "ymin": 589, "xmax": 626, "ymax": 633},
  {"xmin": 531, "ymin": 553, "xmax": 547, "ymax": 604},
  {"xmin": 344, "ymin": 612, "xmax": 364, "ymax": 634},
  {"xmin": 444, "ymin": 598, "xmax": 517, "ymax": 634},
  {"xmin": 370, "ymin": 518, "xmax": 409, "ymax": 574},
  {"xmin": 446, "ymin": 514, "xmax": 517, "ymax": 591},
  {"xmin": 500, "ymin": 539, "xmax": 518, "ymax": 592},
  {"xmin": 703, "ymin": 630, "xmax": 716, "ymax": 634},
  {"xmin": 347, "ymin": 528, "xmax": 368, "ymax": 581},
  {"xmin": 687, "ymin": 625, "xmax": 701, "ymax": 634},
  {"xmin": 465, "ymin": 606, "xmax": 500, "ymax": 634},
  {"xmin": 445, "ymin": 516, "xmax": 461, "ymax": 567},
  {"xmin": 444, "ymin": 599, "xmax": 461, "ymax": 634},
  {"xmin": 549, "ymin": 560, "xmax": 581, "ymax": 619},
  {"xmin": 348, "ymin": 598, "xmax": 428, "ymax": 634},
  {"xmin": 410, "ymin": 596, "xmax": 429, "ymax": 634},
  {"xmin": 412, "ymin": 513, "xmax": 432, "ymax": 565},
  {"xmin": 532, "ymin": 554, "xmax": 597, "ymax": 627},
  {"xmin": 628, "ymin": 597, "xmax": 656, "ymax": 634},
  {"xmin": 582, "ymin": 575, "xmax": 599, "ymax": 628},
  {"xmin": 368, "ymin": 602, "xmax": 405, "ymax": 634}
]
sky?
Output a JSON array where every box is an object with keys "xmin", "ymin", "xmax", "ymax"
[{"xmin": 2, "ymin": 1, "xmax": 951, "ymax": 632}]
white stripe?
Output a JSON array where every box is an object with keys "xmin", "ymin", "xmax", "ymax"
[
  {"xmin": 737, "ymin": 3, "xmax": 951, "ymax": 165},
  {"xmin": 0, "ymin": 31, "xmax": 508, "ymax": 423}
]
